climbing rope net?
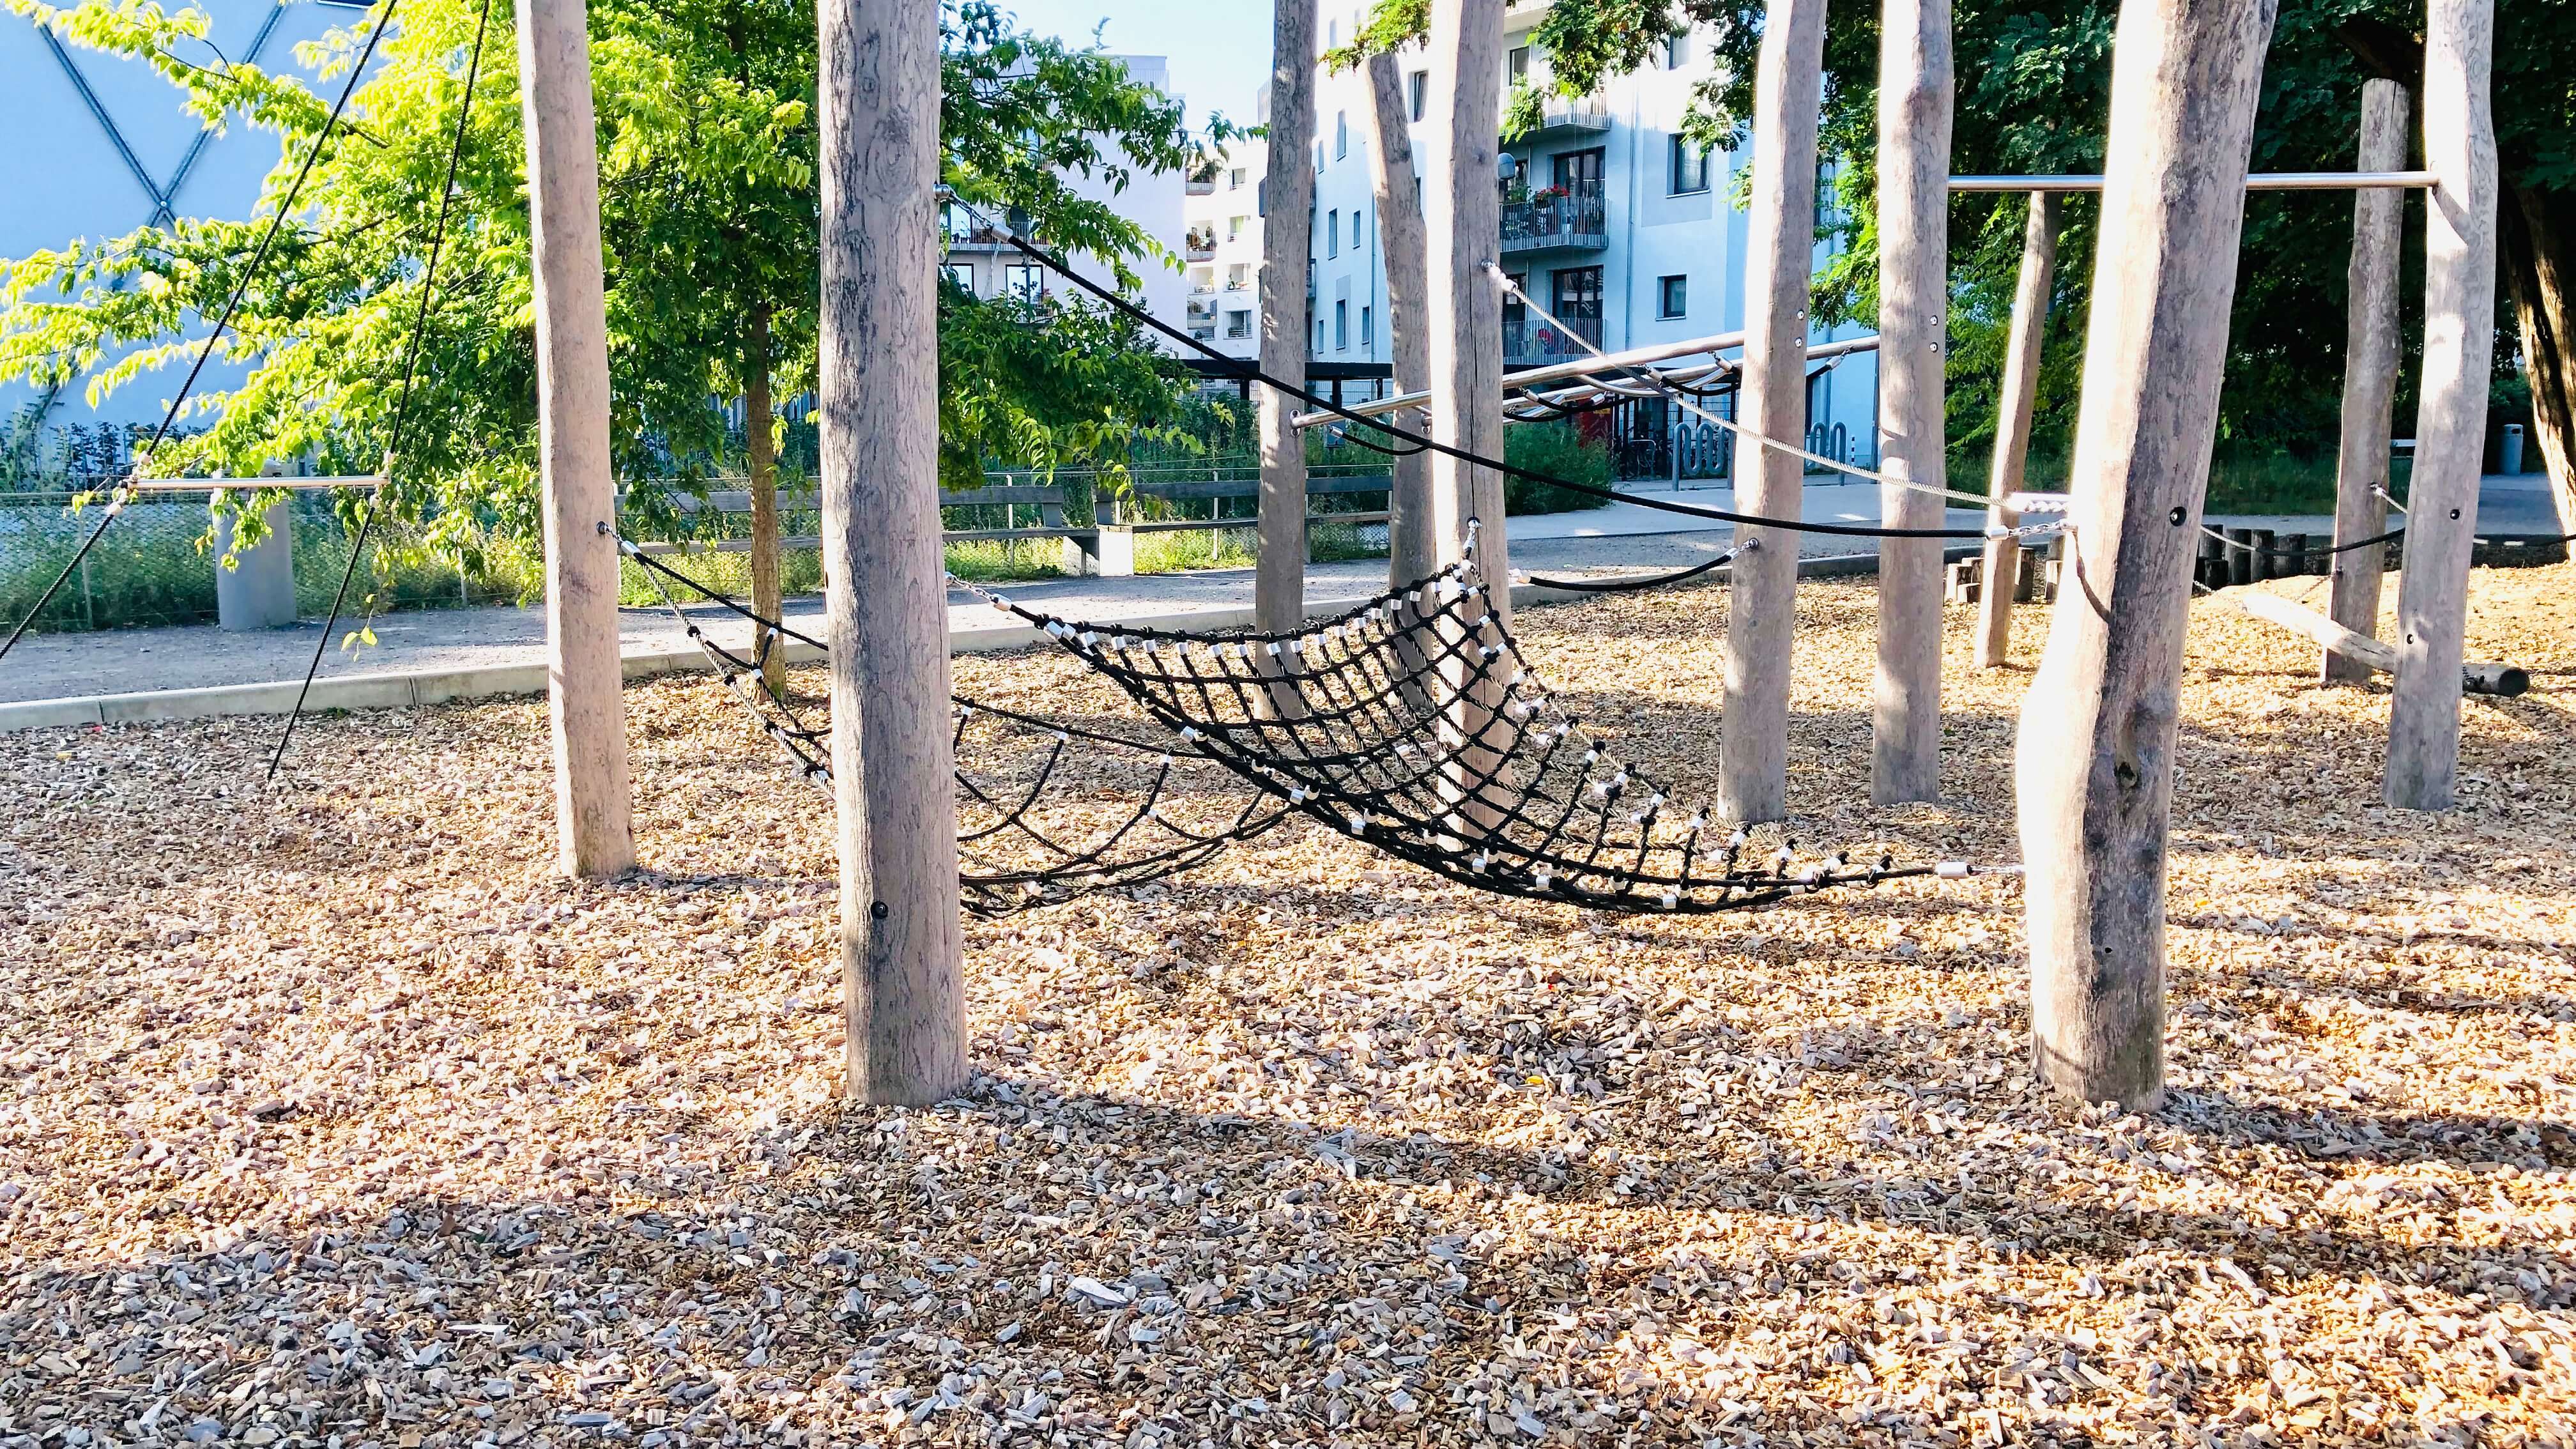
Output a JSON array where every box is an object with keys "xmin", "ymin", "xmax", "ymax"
[{"xmin": 627, "ymin": 522, "xmax": 2002, "ymax": 916}]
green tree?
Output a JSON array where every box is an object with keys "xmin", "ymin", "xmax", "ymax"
[
  {"xmin": 1341, "ymin": 0, "xmax": 2575, "ymax": 519},
  {"xmin": 0, "ymin": 0, "xmax": 1228, "ymax": 573}
]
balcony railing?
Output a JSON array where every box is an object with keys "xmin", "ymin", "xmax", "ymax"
[
  {"xmin": 1519, "ymin": 101, "xmax": 1613, "ymax": 140},
  {"xmin": 1499, "ymin": 180, "xmax": 1607, "ymax": 254},
  {"xmin": 1501, "ymin": 315, "xmax": 1603, "ymax": 369},
  {"xmin": 1186, "ymin": 177, "xmax": 1216, "ymax": 195}
]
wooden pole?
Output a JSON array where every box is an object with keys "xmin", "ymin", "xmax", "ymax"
[
  {"xmin": 1424, "ymin": 0, "xmax": 1505, "ymax": 592},
  {"xmin": 2016, "ymin": 0, "xmax": 2278, "ymax": 1110},
  {"xmin": 1257, "ymin": 0, "xmax": 1318, "ymax": 636},
  {"xmin": 1974, "ymin": 194, "xmax": 2059, "ymax": 669},
  {"xmin": 1365, "ymin": 50, "xmax": 1440, "ymax": 590},
  {"xmin": 819, "ymin": 0, "xmax": 965, "ymax": 1104},
  {"xmin": 515, "ymin": 0, "xmax": 633, "ymax": 879},
  {"xmin": 2385, "ymin": 0, "xmax": 2497, "ymax": 809},
  {"xmin": 2323, "ymin": 80, "xmax": 2409, "ymax": 685},
  {"xmin": 1871, "ymin": 0, "xmax": 1955, "ymax": 804},
  {"xmin": 746, "ymin": 302, "xmax": 785, "ymax": 697},
  {"xmin": 1719, "ymin": 0, "xmax": 1828, "ymax": 825}
]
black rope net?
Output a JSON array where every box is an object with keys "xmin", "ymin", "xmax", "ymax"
[
  {"xmin": 617, "ymin": 539, "xmax": 1285, "ymax": 917},
  {"xmin": 963, "ymin": 523, "xmax": 1998, "ymax": 914}
]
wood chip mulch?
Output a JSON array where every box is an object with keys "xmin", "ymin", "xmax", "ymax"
[{"xmin": 3, "ymin": 562, "xmax": 2573, "ymax": 1449}]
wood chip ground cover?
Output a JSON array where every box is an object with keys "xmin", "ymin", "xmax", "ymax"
[{"xmin": 3, "ymin": 565, "xmax": 2573, "ymax": 1449}]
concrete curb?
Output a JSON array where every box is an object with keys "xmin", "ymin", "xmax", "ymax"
[{"xmin": 0, "ymin": 551, "xmax": 1910, "ymax": 734}]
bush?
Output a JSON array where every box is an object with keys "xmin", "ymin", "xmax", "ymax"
[{"xmin": 1502, "ymin": 423, "xmax": 1613, "ymax": 515}]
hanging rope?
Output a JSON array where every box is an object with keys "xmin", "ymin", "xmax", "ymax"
[
  {"xmin": 272, "ymin": 0, "xmax": 494, "ymax": 778},
  {"xmin": 0, "ymin": 0, "xmax": 403, "ymax": 663}
]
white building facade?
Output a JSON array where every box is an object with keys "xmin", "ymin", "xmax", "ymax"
[{"xmin": 1296, "ymin": 3, "xmax": 1880, "ymax": 479}]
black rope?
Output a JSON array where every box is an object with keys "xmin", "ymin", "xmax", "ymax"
[
  {"xmin": 1527, "ymin": 551, "xmax": 1738, "ymax": 594},
  {"xmin": 959, "ymin": 206, "xmax": 1987, "ymax": 542},
  {"xmin": 0, "ymin": 0, "xmax": 401, "ymax": 663},
  {"xmin": 270, "ymin": 0, "xmax": 489, "ymax": 778}
]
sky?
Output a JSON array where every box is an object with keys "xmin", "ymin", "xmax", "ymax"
[{"xmin": 988, "ymin": 1, "xmax": 1276, "ymax": 137}]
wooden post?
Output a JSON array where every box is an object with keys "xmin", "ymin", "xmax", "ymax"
[
  {"xmin": 1424, "ymin": 0, "xmax": 1508, "ymax": 831},
  {"xmin": 2385, "ymin": 0, "xmax": 2497, "ymax": 809},
  {"xmin": 746, "ymin": 302, "xmax": 785, "ymax": 696},
  {"xmin": 1871, "ymin": 0, "xmax": 1954, "ymax": 803},
  {"xmin": 1719, "ymin": 0, "xmax": 1828, "ymax": 824},
  {"xmin": 1975, "ymin": 194, "xmax": 2059, "ymax": 669},
  {"xmin": 1423, "ymin": 0, "xmax": 1505, "ymax": 590},
  {"xmin": 1257, "ymin": 0, "xmax": 1318, "ymax": 636},
  {"xmin": 515, "ymin": 0, "xmax": 633, "ymax": 879},
  {"xmin": 818, "ymin": 0, "xmax": 965, "ymax": 1104},
  {"xmin": 2323, "ymin": 80, "xmax": 2408, "ymax": 684},
  {"xmin": 2016, "ymin": 0, "xmax": 2278, "ymax": 1110},
  {"xmin": 1365, "ymin": 50, "xmax": 1441, "ymax": 590}
]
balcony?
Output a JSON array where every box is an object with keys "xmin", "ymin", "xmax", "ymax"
[
  {"xmin": 1187, "ymin": 177, "xmax": 1216, "ymax": 195},
  {"xmin": 1499, "ymin": 180, "xmax": 1607, "ymax": 256},
  {"xmin": 1517, "ymin": 101, "xmax": 1612, "ymax": 141},
  {"xmin": 942, "ymin": 222, "xmax": 1013, "ymax": 252},
  {"xmin": 1184, "ymin": 229, "xmax": 1218, "ymax": 263},
  {"xmin": 1502, "ymin": 315, "xmax": 1602, "ymax": 369}
]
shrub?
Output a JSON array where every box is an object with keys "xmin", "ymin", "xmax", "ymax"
[{"xmin": 1502, "ymin": 423, "xmax": 1613, "ymax": 515}]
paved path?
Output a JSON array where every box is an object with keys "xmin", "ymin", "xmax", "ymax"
[{"xmin": 3, "ymin": 477, "xmax": 2555, "ymax": 705}]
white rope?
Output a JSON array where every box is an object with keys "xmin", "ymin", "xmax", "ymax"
[{"xmin": 1489, "ymin": 265, "xmax": 2028, "ymax": 513}]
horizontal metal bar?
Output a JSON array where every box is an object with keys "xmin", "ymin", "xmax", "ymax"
[
  {"xmin": 1296, "ymin": 332, "xmax": 1881, "ymax": 431},
  {"xmin": 1949, "ymin": 171, "xmax": 2437, "ymax": 193},
  {"xmin": 126, "ymin": 476, "xmax": 387, "ymax": 493}
]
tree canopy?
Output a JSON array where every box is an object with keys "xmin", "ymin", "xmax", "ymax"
[{"xmin": 0, "ymin": 0, "xmax": 1230, "ymax": 553}]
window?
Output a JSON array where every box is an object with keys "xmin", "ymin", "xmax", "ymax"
[
  {"xmin": 1361, "ymin": 305, "xmax": 1373, "ymax": 347},
  {"xmin": 1229, "ymin": 166, "xmax": 1246, "ymax": 189},
  {"xmin": 1335, "ymin": 111, "xmax": 1348, "ymax": 159},
  {"xmin": 1335, "ymin": 299, "xmax": 1349, "ymax": 351},
  {"xmin": 1669, "ymin": 134, "xmax": 1710, "ymax": 194},
  {"xmin": 1227, "ymin": 261, "xmax": 1250, "ymax": 289},
  {"xmin": 1327, "ymin": 17, "xmax": 1337, "ymax": 47},
  {"xmin": 1225, "ymin": 310, "xmax": 1252, "ymax": 339},
  {"xmin": 940, "ymin": 261, "xmax": 974, "ymax": 293},
  {"xmin": 1408, "ymin": 70, "xmax": 1428, "ymax": 122},
  {"xmin": 1508, "ymin": 46, "xmax": 1528, "ymax": 82},
  {"xmin": 1551, "ymin": 266, "xmax": 1604, "ymax": 348},
  {"xmin": 1315, "ymin": 141, "xmax": 1324, "ymax": 174},
  {"xmin": 1353, "ymin": 209, "xmax": 1364, "ymax": 250},
  {"xmin": 1227, "ymin": 215, "xmax": 1246, "ymax": 240},
  {"xmin": 1665, "ymin": 31, "xmax": 1689, "ymax": 69},
  {"xmin": 1004, "ymin": 264, "xmax": 1041, "ymax": 303},
  {"xmin": 1659, "ymin": 274, "xmax": 1688, "ymax": 319},
  {"xmin": 1326, "ymin": 209, "xmax": 1339, "ymax": 258}
]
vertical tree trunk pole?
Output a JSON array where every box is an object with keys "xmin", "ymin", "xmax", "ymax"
[
  {"xmin": 1974, "ymin": 194, "xmax": 2058, "ymax": 669},
  {"xmin": 516, "ymin": 0, "xmax": 633, "ymax": 879},
  {"xmin": 1425, "ymin": 0, "xmax": 1508, "ymax": 830},
  {"xmin": 1871, "ymin": 0, "xmax": 1954, "ymax": 804},
  {"xmin": 2018, "ymin": 0, "xmax": 2279, "ymax": 1110},
  {"xmin": 2322, "ymin": 80, "xmax": 2409, "ymax": 684},
  {"xmin": 1424, "ymin": 0, "xmax": 1506, "ymax": 590},
  {"xmin": 1257, "ymin": 0, "xmax": 1319, "ymax": 637},
  {"xmin": 1719, "ymin": 0, "xmax": 1827, "ymax": 825},
  {"xmin": 2503, "ymin": 183, "xmax": 2576, "ymax": 535},
  {"xmin": 1365, "ymin": 50, "xmax": 1439, "ymax": 590},
  {"xmin": 819, "ymin": 0, "xmax": 965, "ymax": 1105},
  {"xmin": 746, "ymin": 302, "xmax": 785, "ymax": 696},
  {"xmin": 2385, "ymin": 0, "xmax": 2497, "ymax": 809}
]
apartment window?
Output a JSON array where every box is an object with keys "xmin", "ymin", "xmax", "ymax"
[
  {"xmin": 1327, "ymin": 17, "xmax": 1337, "ymax": 47},
  {"xmin": 1353, "ymin": 208, "xmax": 1364, "ymax": 250},
  {"xmin": 1227, "ymin": 261, "xmax": 1250, "ymax": 288},
  {"xmin": 1361, "ymin": 304, "xmax": 1373, "ymax": 347},
  {"xmin": 940, "ymin": 261, "xmax": 975, "ymax": 295},
  {"xmin": 1225, "ymin": 309, "xmax": 1252, "ymax": 339},
  {"xmin": 1408, "ymin": 70, "xmax": 1428, "ymax": 121},
  {"xmin": 1335, "ymin": 299, "xmax": 1349, "ymax": 351},
  {"xmin": 1229, "ymin": 166, "xmax": 1246, "ymax": 189},
  {"xmin": 1659, "ymin": 274, "xmax": 1688, "ymax": 319},
  {"xmin": 1665, "ymin": 32, "xmax": 1690, "ymax": 69},
  {"xmin": 1326, "ymin": 209, "xmax": 1338, "ymax": 258},
  {"xmin": 1003, "ymin": 264, "xmax": 1041, "ymax": 303},
  {"xmin": 1227, "ymin": 215, "xmax": 1246, "ymax": 240},
  {"xmin": 1315, "ymin": 141, "xmax": 1324, "ymax": 174},
  {"xmin": 1669, "ymin": 134, "xmax": 1710, "ymax": 194},
  {"xmin": 1335, "ymin": 111, "xmax": 1348, "ymax": 159},
  {"xmin": 1508, "ymin": 46, "xmax": 1528, "ymax": 82}
]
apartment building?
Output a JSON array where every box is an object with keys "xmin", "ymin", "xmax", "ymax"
[
  {"xmin": 940, "ymin": 54, "xmax": 1191, "ymax": 342},
  {"xmin": 1183, "ymin": 118, "xmax": 1269, "ymax": 358},
  {"xmin": 1297, "ymin": 3, "xmax": 1880, "ymax": 478}
]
